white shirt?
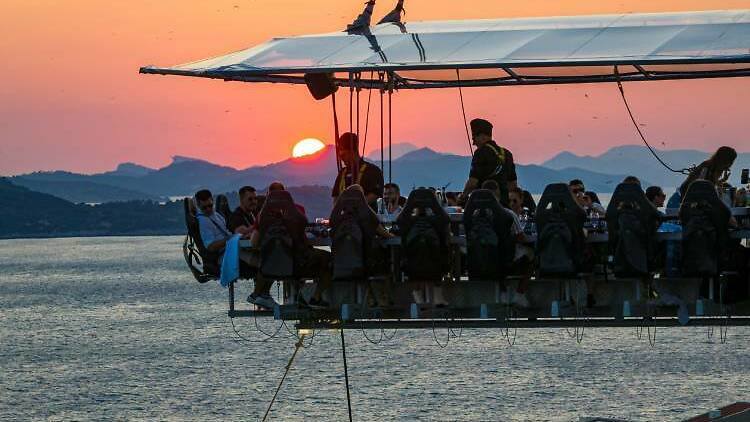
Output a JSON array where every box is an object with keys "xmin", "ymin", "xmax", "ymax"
[
  {"xmin": 376, "ymin": 198, "xmax": 402, "ymax": 223},
  {"xmin": 197, "ymin": 211, "xmax": 231, "ymax": 249}
]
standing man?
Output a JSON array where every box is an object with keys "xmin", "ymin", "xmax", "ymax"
[
  {"xmin": 332, "ymin": 132, "xmax": 384, "ymax": 208},
  {"xmin": 460, "ymin": 118, "xmax": 517, "ymax": 206}
]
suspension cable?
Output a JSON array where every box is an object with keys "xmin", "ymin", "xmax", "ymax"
[
  {"xmin": 262, "ymin": 334, "xmax": 306, "ymax": 421},
  {"xmin": 332, "ymin": 91, "xmax": 341, "ymax": 172},
  {"xmin": 388, "ymin": 83, "xmax": 393, "ymax": 184},
  {"xmin": 380, "ymin": 77, "xmax": 385, "ymax": 172},
  {"xmin": 362, "ymin": 72, "xmax": 374, "ymax": 156},
  {"xmin": 456, "ymin": 69, "xmax": 474, "ymax": 156},
  {"xmin": 341, "ymin": 329, "xmax": 354, "ymax": 422},
  {"xmin": 614, "ymin": 65, "xmax": 690, "ymax": 175}
]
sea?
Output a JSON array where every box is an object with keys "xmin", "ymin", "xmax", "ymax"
[{"xmin": 1, "ymin": 236, "xmax": 748, "ymax": 421}]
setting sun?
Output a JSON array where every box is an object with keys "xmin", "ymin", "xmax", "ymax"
[{"xmin": 292, "ymin": 138, "xmax": 326, "ymax": 158}]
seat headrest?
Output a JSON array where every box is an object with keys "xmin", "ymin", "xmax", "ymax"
[
  {"xmin": 215, "ymin": 194, "xmax": 231, "ymax": 218},
  {"xmin": 265, "ymin": 190, "xmax": 295, "ymax": 205},
  {"xmin": 606, "ymin": 183, "xmax": 658, "ymax": 215},
  {"xmin": 679, "ymin": 179, "xmax": 730, "ymax": 220},
  {"xmin": 405, "ymin": 188, "xmax": 441, "ymax": 208},
  {"xmin": 466, "ymin": 189, "xmax": 499, "ymax": 207},
  {"xmin": 537, "ymin": 183, "xmax": 580, "ymax": 214}
]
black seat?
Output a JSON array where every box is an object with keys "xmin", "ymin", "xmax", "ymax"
[
  {"xmin": 396, "ymin": 188, "xmax": 451, "ymax": 281},
  {"xmin": 256, "ymin": 190, "xmax": 308, "ymax": 279},
  {"xmin": 330, "ymin": 186, "xmax": 380, "ymax": 281},
  {"xmin": 679, "ymin": 180, "xmax": 731, "ymax": 277},
  {"xmin": 535, "ymin": 183, "xmax": 587, "ymax": 277},
  {"xmin": 463, "ymin": 189, "xmax": 515, "ymax": 280},
  {"xmin": 182, "ymin": 198, "xmax": 219, "ymax": 282},
  {"xmin": 605, "ymin": 183, "xmax": 661, "ymax": 277},
  {"xmin": 215, "ymin": 194, "xmax": 232, "ymax": 223}
]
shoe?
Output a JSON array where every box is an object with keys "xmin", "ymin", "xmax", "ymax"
[
  {"xmin": 255, "ymin": 294, "xmax": 279, "ymax": 310},
  {"xmin": 247, "ymin": 293, "xmax": 260, "ymax": 304},
  {"xmin": 307, "ymin": 298, "xmax": 330, "ymax": 309},
  {"xmin": 512, "ymin": 292, "xmax": 530, "ymax": 308}
]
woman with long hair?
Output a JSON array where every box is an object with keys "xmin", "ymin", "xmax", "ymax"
[{"xmin": 679, "ymin": 146, "xmax": 737, "ymax": 196}]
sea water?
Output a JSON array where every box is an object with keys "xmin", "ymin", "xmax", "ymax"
[{"xmin": 0, "ymin": 236, "xmax": 748, "ymax": 421}]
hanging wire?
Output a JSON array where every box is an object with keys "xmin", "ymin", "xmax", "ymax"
[
  {"xmin": 360, "ymin": 308, "xmax": 385, "ymax": 345},
  {"xmin": 340, "ymin": 329, "xmax": 354, "ymax": 422},
  {"xmin": 387, "ymin": 81, "xmax": 393, "ymax": 184},
  {"xmin": 349, "ymin": 74, "xmax": 354, "ymax": 135},
  {"xmin": 356, "ymin": 73, "xmax": 361, "ymax": 142},
  {"xmin": 332, "ymin": 92, "xmax": 342, "ymax": 172},
  {"xmin": 614, "ymin": 65, "xmax": 691, "ymax": 175},
  {"xmin": 361, "ymin": 71, "xmax": 374, "ymax": 156},
  {"xmin": 262, "ymin": 335, "xmax": 306, "ymax": 422},
  {"xmin": 379, "ymin": 73, "xmax": 385, "ymax": 172},
  {"xmin": 456, "ymin": 69, "xmax": 474, "ymax": 156},
  {"xmin": 229, "ymin": 317, "xmax": 273, "ymax": 344},
  {"xmin": 431, "ymin": 318, "xmax": 451, "ymax": 348},
  {"xmin": 647, "ymin": 322, "xmax": 657, "ymax": 347}
]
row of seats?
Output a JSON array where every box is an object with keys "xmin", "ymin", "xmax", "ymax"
[{"xmin": 183, "ymin": 179, "xmax": 735, "ymax": 286}]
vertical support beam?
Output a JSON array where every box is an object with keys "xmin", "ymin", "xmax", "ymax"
[{"xmin": 228, "ymin": 281, "xmax": 236, "ymax": 315}]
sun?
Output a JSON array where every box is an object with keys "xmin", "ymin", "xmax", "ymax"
[{"xmin": 292, "ymin": 138, "xmax": 326, "ymax": 158}]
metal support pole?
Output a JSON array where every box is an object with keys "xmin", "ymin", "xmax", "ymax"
[{"xmin": 229, "ymin": 281, "xmax": 236, "ymax": 315}]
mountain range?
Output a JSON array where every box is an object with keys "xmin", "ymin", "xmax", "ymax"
[
  {"xmin": 543, "ymin": 145, "xmax": 750, "ymax": 189},
  {"xmin": 12, "ymin": 143, "xmax": 736, "ymax": 204}
]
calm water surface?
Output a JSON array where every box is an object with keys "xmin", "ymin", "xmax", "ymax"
[{"xmin": 0, "ymin": 236, "xmax": 747, "ymax": 421}]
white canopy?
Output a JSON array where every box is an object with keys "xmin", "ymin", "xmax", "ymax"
[{"xmin": 140, "ymin": 9, "xmax": 750, "ymax": 89}]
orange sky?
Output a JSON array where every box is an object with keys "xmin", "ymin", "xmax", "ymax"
[{"xmin": 1, "ymin": 0, "xmax": 749, "ymax": 175}]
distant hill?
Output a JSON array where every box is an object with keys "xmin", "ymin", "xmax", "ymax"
[
  {"xmin": 0, "ymin": 178, "xmax": 184, "ymax": 238},
  {"xmin": 543, "ymin": 145, "xmax": 750, "ymax": 189},
  {"xmin": 101, "ymin": 162, "xmax": 155, "ymax": 177},
  {"xmin": 11, "ymin": 145, "xmax": 666, "ymax": 204},
  {"xmin": 366, "ymin": 142, "xmax": 419, "ymax": 161},
  {"xmin": 11, "ymin": 178, "xmax": 163, "ymax": 203}
]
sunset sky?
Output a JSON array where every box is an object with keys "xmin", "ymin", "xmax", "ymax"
[{"xmin": 1, "ymin": 0, "xmax": 748, "ymax": 175}]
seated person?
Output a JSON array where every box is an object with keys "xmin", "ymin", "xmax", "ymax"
[
  {"xmin": 507, "ymin": 186, "xmax": 534, "ymax": 307},
  {"xmin": 569, "ymin": 179, "xmax": 587, "ymax": 208},
  {"xmin": 734, "ymin": 187, "xmax": 747, "ymax": 207},
  {"xmin": 249, "ymin": 182, "xmax": 332, "ymax": 308},
  {"xmin": 226, "ymin": 185, "xmax": 281, "ymax": 308},
  {"xmin": 645, "ymin": 186, "xmax": 667, "ymax": 217},
  {"xmin": 522, "ymin": 190, "xmax": 536, "ymax": 213},
  {"xmin": 195, "ymin": 189, "xmax": 233, "ymax": 258},
  {"xmin": 445, "ymin": 192, "xmax": 459, "ymax": 207},
  {"xmin": 195, "ymin": 189, "xmax": 277, "ymax": 309},
  {"xmin": 376, "ymin": 182, "xmax": 403, "ymax": 222},
  {"xmin": 482, "ymin": 181, "xmax": 531, "ymax": 306},
  {"xmin": 583, "ymin": 191, "xmax": 606, "ymax": 216},
  {"xmin": 228, "ymin": 185, "xmax": 258, "ymax": 235}
]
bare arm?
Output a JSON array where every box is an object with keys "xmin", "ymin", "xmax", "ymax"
[
  {"xmin": 461, "ymin": 177, "xmax": 479, "ymax": 201},
  {"xmin": 249, "ymin": 229, "xmax": 260, "ymax": 247}
]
